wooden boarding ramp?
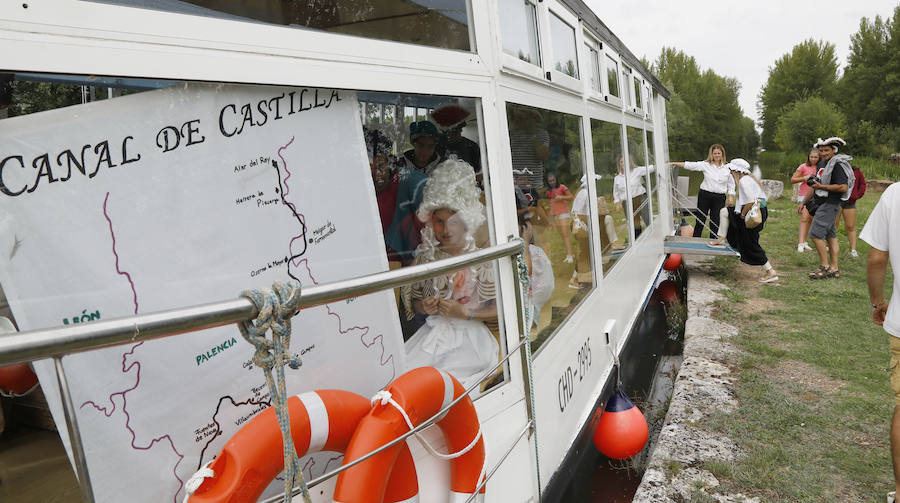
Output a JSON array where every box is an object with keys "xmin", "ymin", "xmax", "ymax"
[{"xmin": 664, "ymin": 235, "xmax": 740, "ymax": 257}]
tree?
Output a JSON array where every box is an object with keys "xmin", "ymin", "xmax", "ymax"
[
  {"xmin": 758, "ymin": 40, "xmax": 838, "ymax": 149},
  {"xmin": 774, "ymin": 96, "xmax": 847, "ymax": 152},
  {"xmin": 839, "ymin": 10, "xmax": 898, "ymax": 126},
  {"xmin": 652, "ymin": 47, "xmax": 758, "ymax": 162}
]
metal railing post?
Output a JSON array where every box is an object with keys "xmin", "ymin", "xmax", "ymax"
[
  {"xmin": 54, "ymin": 356, "xmax": 95, "ymax": 503},
  {"xmin": 508, "ymin": 239, "xmax": 542, "ymax": 502}
]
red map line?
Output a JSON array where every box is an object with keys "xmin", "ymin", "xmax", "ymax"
[
  {"xmin": 103, "ymin": 192, "xmax": 139, "ymax": 314},
  {"xmin": 80, "ymin": 342, "xmax": 186, "ymax": 503},
  {"xmin": 82, "ymin": 194, "xmax": 184, "ymax": 502},
  {"xmin": 276, "ymin": 139, "xmax": 396, "ymax": 384}
]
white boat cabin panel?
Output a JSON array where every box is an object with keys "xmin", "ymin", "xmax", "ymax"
[{"xmin": 0, "ymin": 0, "xmax": 672, "ymax": 501}]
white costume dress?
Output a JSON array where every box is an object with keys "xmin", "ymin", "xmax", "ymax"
[{"xmin": 403, "ymin": 253, "xmax": 499, "ymax": 390}]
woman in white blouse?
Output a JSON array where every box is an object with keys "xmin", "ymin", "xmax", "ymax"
[
  {"xmin": 709, "ymin": 159, "xmax": 778, "ymax": 283},
  {"xmin": 670, "ymin": 144, "xmax": 735, "ymax": 238}
]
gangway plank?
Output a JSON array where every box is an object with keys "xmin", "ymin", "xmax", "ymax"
[{"xmin": 664, "ymin": 235, "xmax": 740, "ymax": 256}]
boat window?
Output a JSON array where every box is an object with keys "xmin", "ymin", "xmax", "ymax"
[
  {"xmin": 499, "ymin": 0, "xmax": 542, "ymax": 66},
  {"xmin": 548, "ymin": 12, "xmax": 579, "ymax": 79},
  {"xmin": 622, "ymin": 65, "xmax": 633, "ymax": 108},
  {"xmin": 590, "ymin": 118, "xmax": 631, "ymax": 274},
  {"xmin": 585, "ymin": 42, "xmax": 601, "ymax": 94},
  {"xmin": 633, "ymin": 78, "xmax": 643, "ymax": 111},
  {"xmin": 505, "ymin": 102, "xmax": 591, "ymax": 354},
  {"xmin": 626, "ymin": 125, "xmax": 652, "ymax": 236},
  {"xmin": 84, "ymin": 0, "xmax": 473, "ymax": 51},
  {"xmin": 605, "ymin": 55, "xmax": 620, "ymax": 98},
  {"xmin": 647, "ymin": 130, "xmax": 660, "ymax": 220},
  {"xmin": 0, "ymin": 73, "xmax": 510, "ymax": 462}
]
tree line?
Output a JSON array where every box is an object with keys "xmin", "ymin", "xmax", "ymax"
[
  {"xmin": 759, "ymin": 4, "xmax": 900, "ymax": 158},
  {"xmin": 648, "ymin": 48, "xmax": 759, "ymax": 163}
]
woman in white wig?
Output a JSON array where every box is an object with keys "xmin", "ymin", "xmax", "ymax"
[
  {"xmin": 709, "ymin": 159, "xmax": 778, "ymax": 283},
  {"xmin": 402, "ymin": 158, "xmax": 499, "ymax": 390}
]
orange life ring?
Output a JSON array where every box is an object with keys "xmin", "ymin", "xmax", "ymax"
[
  {"xmin": 334, "ymin": 367, "xmax": 485, "ymax": 503},
  {"xmin": 0, "ymin": 363, "xmax": 39, "ymax": 397},
  {"xmin": 188, "ymin": 389, "xmax": 418, "ymax": 503}
]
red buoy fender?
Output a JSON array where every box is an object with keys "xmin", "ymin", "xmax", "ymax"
[
  {"xmin": 334, "ymin": 367, "xmax": 486, "ymax": 503},
  {"xmin": 592, "ymin": 389, "xmax": 649, "ymax": 460},
  {"xmin": 656, "ymin": 280, "xmax": 678, "ymax": 303},
  {"xmin": 188, "ymin": 389, "xmax": 418, "ymax": 503},
  {"xmin": 663, "ymin": 253, "xmax": 683, "ymax": 271},
  {"xmin": 0, "ymin": 363, "xmax": 38, "ymax": 397}
]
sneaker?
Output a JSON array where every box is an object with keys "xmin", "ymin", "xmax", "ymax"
[
  {"xmin": 759, "ymin": 273, "xmax": 779, "ymax": 284},
  {"xmin": 797, "ymin": 243, "xmax": 805, "ymax": 253},
  {"xmin": 850, "ymin": 249, "xmax": 859, "ymax": 258},
  {"xmin": 802, "ymin": 242, "xmax": 813, "ymax": 252},
  {"xmin": 888, "ymin": 490, "xmax": 895, "ymax": 503},
  {"xmin": 564, "ymin": 255, "xmax": 574, "ymax": 264}
]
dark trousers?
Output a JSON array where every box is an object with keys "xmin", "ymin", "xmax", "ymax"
[{"xmin": 693, "ymin": 189, "xmax": 727, "ymax": 238}]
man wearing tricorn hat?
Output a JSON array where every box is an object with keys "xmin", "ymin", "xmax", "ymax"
[{"xmin": 804, "ymin": 137, "xmax": 855, "ymax": 279}]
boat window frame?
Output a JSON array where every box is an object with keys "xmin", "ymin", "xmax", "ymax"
[
  {"xmin": 601, "ymin": 50, "xmax": 623, "ymax": 108},
  {"xmin": 0, "ymin": 1, "xmax": 491, "ymax": 86},
  {"xmin": 497, "ymin": 0, "xmax": 547, "ymax": 81},
  {"xmin": 582, "ymin": 31, "xmax": 603, "ymax": 100},
  {"xmin": 542, "ymin": 2, "xmax": 583, "ymax": 94},
  {"xmin": 632, "ymin": 75, "xmax": 643, "ymax": 114}
]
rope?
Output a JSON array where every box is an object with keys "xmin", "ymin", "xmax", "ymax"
[
  {"xmin": 671, "ymin": 181, "xmax": 720, "ymax": 238},
  {"xmin": 238, "ymin": 281, "xmax": 310, "ymax": 503},
  {"xmin": 182, "ymin": 460, "xmax": 215, "ymax": 503},
  {"xmin": 606, "ymin": 344, "xmax": 622, "ymax": 389},
  {"xmin": 515, "ymin": 251, "xmax": 541, "ymax": 498},
  {"xmin": 370, "ymin": 390, "xmax": 482, "ymax": 461}
]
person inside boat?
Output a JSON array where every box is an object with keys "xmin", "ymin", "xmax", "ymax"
[
  {"xmin": 514, "ymin": 168, "xmax": 549, "ymax": 254},
  {"xmin": 613, "ymin": 155, "xmax": 653, "ymax": 237},
  {"xmin": 670, "ymin": 144, "xmax": 734, "ymax": 238},
  {"xmin": 569, "ymin": 174, "xmax": 595, "ymax": 289},
  {"xmin": 431, "ymin": 104, "xmax": 481, "ymax": 174},
  {"xmin": 507, "ymin": 104, "xmax": 550, "ymax": 191},
  {"xmin": 399, "ymin": 120, "xmax": 443, "ymax": 175},
  {"xmin": 401, "ymin": 158, "xmax": 500, "ymax": 391},
  {"xmin": 546, "ymin": 172, "xmax": 575, "ymax": 264},
  {"xmin": 709, "ymin": 159, "xmax": 779, "ymax": 283},
  {"xmin": 365, "ymin": 127, "xmax": 428, "ymax": 267}
]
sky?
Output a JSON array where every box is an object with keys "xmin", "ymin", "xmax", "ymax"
[{"xmin": 586, "ymin": 0, "xmax": 898, "ymax": 129}]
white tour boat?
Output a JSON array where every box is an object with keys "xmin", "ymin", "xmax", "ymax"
[{"xmin": 0, "ymin": 1, "xmax": 701, "ymax": 501}]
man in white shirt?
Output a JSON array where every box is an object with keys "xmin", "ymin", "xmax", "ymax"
[{"xmin": 860, "ymin": 182, "xmax": 900, "ymax": 502}]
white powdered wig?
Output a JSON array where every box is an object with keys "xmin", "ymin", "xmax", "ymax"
[{"xmin": 417, "ymin": 158, "xmax": 485, "ymax": 233}]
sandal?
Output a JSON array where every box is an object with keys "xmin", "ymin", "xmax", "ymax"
[
  {"xmin": 831, "ymin": 269, "xmax": 840, "ymax": 279},
  {"xmin": 808, "ymin": 266, "xmax": 832, "ymax": 280}
]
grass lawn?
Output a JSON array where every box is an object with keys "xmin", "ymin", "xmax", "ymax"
[{"xmin": 697, "ymin": 191, "xmax": 895, "ymax": 502}]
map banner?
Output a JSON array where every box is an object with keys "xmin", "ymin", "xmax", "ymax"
[{"xmin": 0, "ymin": 83, "xmax": 405, "ymax": 502}]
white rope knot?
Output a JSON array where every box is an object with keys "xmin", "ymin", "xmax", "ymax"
[
  {"xmin": 371, "ymin": 390, "xmax": 393, "ymax": 407},
  {"xmin": 182, "ymin": 460, "xmax": 215, "ymax": 503}
]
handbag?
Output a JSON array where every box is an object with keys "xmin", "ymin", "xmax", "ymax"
[
  {"xmin": 744, "ymin": 199, "xmax": 762, "ymax": 229},
  {"xmin": 804, "ymin": 194, "xmax": 823, "ymax": 216}
]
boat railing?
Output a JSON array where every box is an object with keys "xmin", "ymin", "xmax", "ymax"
[{"xmin": 0, "ymin": 238, "xmax": 540, "ymax": 503}]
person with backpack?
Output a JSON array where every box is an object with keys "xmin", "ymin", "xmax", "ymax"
[
  {"xmin": 803, "ymin": 137, "xmax": 854, "ymax": 280},
  {"xmin": 835, "ymin": 164, "xmax": 866, "ymax": 258}
]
